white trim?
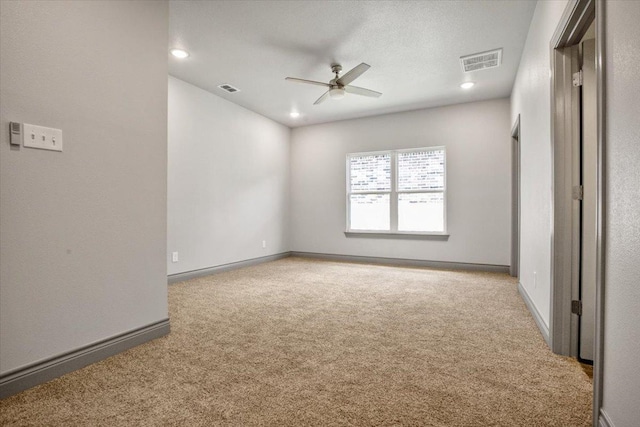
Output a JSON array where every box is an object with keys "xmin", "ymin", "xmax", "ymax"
[
  {"xmin": 344, "ymin": 231, "xmax": 449, "ymax": 239},
  {"xmin": 346, "ymin": 149, "xmax": 393, "ymax": 158},
  {"xmin": 346, "ymin": 151, "xmax": 393, "ymax": 232},
  {"xmin": 348, "ymin": 190, "xmax": 390, "ymax": 195},
  {"xmin": 346, "ymin": 146, "xmax": 447, "ymax": 234},
  {"xmin": 517, "ymin": 282, "xmax": 551, "ymax": 346},
  {"xmin": 390, "ymin": 150, "xmax": 398, "ymax": 231}
]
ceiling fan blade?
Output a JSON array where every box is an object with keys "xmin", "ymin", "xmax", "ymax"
[
  {"xmin": 313, "ymin": 90, "xmax": 330, "ymax": 105},
  {"xmin": 285, "ymin": 77, "xmax": 331, "ymax": 87},
  {"xmin": 336, "ymin": 63, "xmax": 370, "ymax": 86},
  {"xmin": 345, "ymin": 85, "xmax": 382, "ymax": 98}
]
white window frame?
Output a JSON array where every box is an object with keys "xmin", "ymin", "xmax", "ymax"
[{"xmin": 345, "ymin": 146, "xmax": 447, "ymax": 236}]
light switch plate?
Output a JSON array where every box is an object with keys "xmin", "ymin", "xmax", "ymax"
[{"xmin": 23, "ymin": 123, "xmax": 63, "ymax": 152}]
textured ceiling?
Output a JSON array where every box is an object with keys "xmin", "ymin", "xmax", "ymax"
[{"xmin": 169, "ymin": 0, "xmax": 537, "ymax": 128}]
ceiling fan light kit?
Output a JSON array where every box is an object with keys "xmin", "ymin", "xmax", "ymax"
[
  {"xmin": 285, "ymin": 62, "xmax": 382, "ymax": 105},
  {"xmin": 329, "ymin": 87, "xmax": 345, "ymax": 99}
]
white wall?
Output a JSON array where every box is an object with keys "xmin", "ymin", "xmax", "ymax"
[
  {"xmin": 510, "ymin": 0, "xmax": 569, "ymax": 327},
  {"xmin": 167, "ymin": 77, "xmax": 290, "ymax": 275},
  {"xmin": 0, "ymin": 1, "xmax": 169, "ymax": 374},
  {"xmin": 601, "ymin": 1, "xmax": 640, "ymax": 425},
  {"xmin": 290, "ymin": 98, "xmax": 511, "ymax": 266}
]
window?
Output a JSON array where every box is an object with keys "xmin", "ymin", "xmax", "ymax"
[{"xmin": 346, "ymin": 147, "xmax": 446, "ymax": 234}]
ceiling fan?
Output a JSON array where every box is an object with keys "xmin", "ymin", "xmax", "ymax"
[{"xmin": 285, "ymin": 63, "xmax": 382, "ymax": 105}]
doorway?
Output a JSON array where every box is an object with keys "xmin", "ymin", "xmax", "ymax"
[
  {"xmin": 578, "ymin": 33, "xmax": 596, "ymax": 363},
  {"xmin": 549, "ymin": 0, "xmax": 605, "ymax": 424}
]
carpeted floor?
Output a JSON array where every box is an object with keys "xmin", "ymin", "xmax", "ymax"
[{"xmin": 0, "ymin": 257, "xmax": 592, "ymax": 426}]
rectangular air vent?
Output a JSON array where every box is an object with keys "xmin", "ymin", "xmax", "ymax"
[
  {"xmin": 218, "ymin": 84, "xmax": 240, "ymax": 93},
  {"xmin": 460, "ymin": 48, "xmax": 503, "ymax": 73}
]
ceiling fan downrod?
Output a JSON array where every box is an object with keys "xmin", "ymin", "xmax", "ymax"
[{"xmin": 331, "ymin": 63, "xmax": 343, "ymax": 79}]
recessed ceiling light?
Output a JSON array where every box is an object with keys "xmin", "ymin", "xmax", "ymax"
[
  {"xmin": 460, "ymin": 82, "xmax": 475, "ymax": 89},
  {"xmin": 170, "ymin": 48, "xmax": 189, "ymax": 59},
  {"xmin": 290, "ymin": 112, "xmax": 300, "ymax": 118}
]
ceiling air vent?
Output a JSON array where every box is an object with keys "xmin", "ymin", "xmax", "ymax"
[
  {"xmin": 218, "ymin": 84, "xmax": 240, "ymax": 93},
  {"xmin": 460, "ymin": 48, "xmax": 503, "ymax": 73}
]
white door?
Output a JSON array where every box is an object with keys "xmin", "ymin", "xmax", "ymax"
[{"xmin": 579, "ymin": 38, "xmax": 596, "ymax": 362}]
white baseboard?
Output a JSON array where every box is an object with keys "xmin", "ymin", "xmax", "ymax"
[
  {"xmin": 517, "ymin": 282, "xmax": 551, "ymax": 346},
  {"xmin": 0, "ymin": 319, "xmax": 170, "ymax": 399}
]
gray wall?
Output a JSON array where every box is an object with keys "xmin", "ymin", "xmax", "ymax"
[
  {"xmin": 0, "ymin": 1, "xmax": 169, "ymax": 374},
  {"xmin": 511, "ymin": 0, "xmax": 640, "ymax": 424},
  {"xmin": 290, "ymin": 98, "xmax": 511, "ymax": 266},
  {"xmin": 510, "ymin": 0, "xmax": 569, "ymax": 328},
  {"xmin": 602, "ymin": 1, "xmax": 640, "ymax": 425},
  {"xmin": 167, "ymin": 77, "xmax": 290, "ymax": 275}
]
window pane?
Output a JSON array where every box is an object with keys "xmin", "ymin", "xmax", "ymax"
[
  {"xmin": 398, "ymin": 193, "xmax": 444, "ymax": 232},
  {"xmin": 349, "ymin": 194, "xmax": 390, "ymax": 231},
  {"xmin": 349, "ymin": 154, "xmax": 391, "ymax": 192},
  {"xmin": 397, "ymin": 149, "xmax": 444, "ymax": 191}
]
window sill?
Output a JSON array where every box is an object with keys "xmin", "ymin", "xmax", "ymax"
[{"xmin": 344, "ymin": 231, "xmax": 450, "ymax": 240}]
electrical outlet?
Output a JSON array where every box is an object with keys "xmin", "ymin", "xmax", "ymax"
[
  {"xmin": 172, "ymin": 252, "xmax": 179, "ymax": 263},
  {"xmin": 22, "ymin": 123, "xmax": 63, "ymax": 152},
  {"xmin": 262, "ymin": 240, "xmax": 266, "ymax": 249}
]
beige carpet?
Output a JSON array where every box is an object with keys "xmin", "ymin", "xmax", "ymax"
[{"xmin": 0, "ymin": 257, "xmax": 592, "ymax": 426}]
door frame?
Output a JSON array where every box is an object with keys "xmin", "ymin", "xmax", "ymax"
[
  {"xmin": 549, "ymin": 0, "xmax": 605, "ymax": 424},
  {"xmin": 510, "ymin": 115, "xmax": 521, "ymax": 278}
]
